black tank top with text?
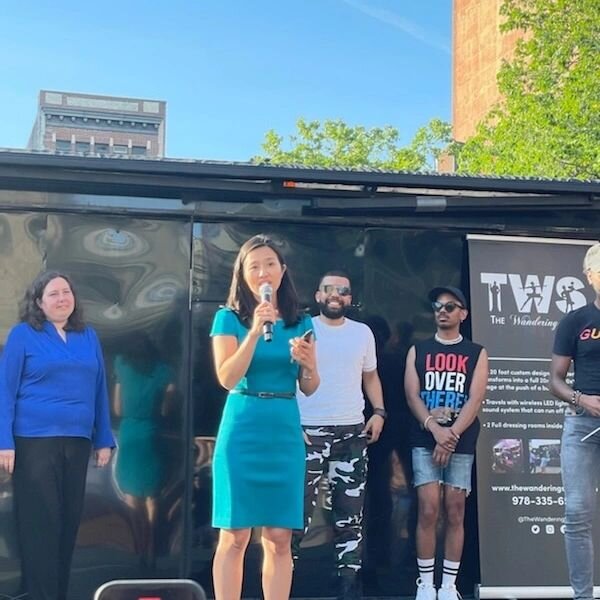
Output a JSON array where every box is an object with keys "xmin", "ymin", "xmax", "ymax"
[{"xmin": 411, "ymin": 337, "xmax": 483, "ymax": 454}]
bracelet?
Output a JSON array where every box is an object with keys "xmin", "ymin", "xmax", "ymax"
[
  {"xmin": 301, "ymin": 372, "xmax": 313, "ymax": 380},
  {"xmin": 373, "ymin": 407, "xmax": 387, "ymax": 419},
  {"xmin": 570, "ymin": 390, "xmax": 582, "ymax": 406},
  {"xmin": 423, "ymin": 415, "xmax": 434, "ymax": 431}
]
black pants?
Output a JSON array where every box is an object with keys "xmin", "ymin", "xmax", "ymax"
[{"xmin": 13, "ymin": 437, "xmax": 91, "ymax": 600}]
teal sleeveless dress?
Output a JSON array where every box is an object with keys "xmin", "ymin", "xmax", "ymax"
[
  {"xmin": 113, "ymin": 356, "xmax": 173, "ymax": 497},
  {"xmin": 210, "ymin": 307, "xmax": 312, "ymax": 529}
]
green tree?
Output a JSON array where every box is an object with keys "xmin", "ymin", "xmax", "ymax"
[
  {"xmin": 458, "ymin": 0, "xmax": 600, "ymax": 179},
  {"xmin": 256, "ymin": 117, "xmax": 454, "ymax": 172}
]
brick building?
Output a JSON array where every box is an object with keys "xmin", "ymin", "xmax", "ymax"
[
  {"xmin": 28, "ymin": 90, "xmax": 167, "ymax": 157},
  {"xmin": 452, "ymin": 0, "xmax": 521, "ymax": 142}
]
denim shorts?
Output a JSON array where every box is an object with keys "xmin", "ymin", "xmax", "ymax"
[{"xmin": 412, "ymin": 447, "xmax": 474, "ymax": 494}]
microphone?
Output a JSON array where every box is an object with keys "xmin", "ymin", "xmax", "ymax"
[{"xmin": 259, "ymin": 282, "xmax": 274, "ymax": 342}]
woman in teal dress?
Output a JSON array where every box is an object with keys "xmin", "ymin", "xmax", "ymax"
[
  {"xmin": 113, "ymin": 332, "xmax": 175, "ymax": 570},
  {"xmin": 210, "ymin": 234, "xmax": 319, "ymax": 600}
]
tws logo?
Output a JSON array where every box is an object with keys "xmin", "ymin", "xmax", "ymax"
[{"xmin": 480, "ymin": 273, "xmax": 586, "ymax": 328}]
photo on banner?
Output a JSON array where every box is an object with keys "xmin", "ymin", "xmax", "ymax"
[{"xmin": 467, "ymin": 234, "xmax": 600, "ymax": 594}]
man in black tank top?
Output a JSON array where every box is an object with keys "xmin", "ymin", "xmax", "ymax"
[{"xmin": 404, "ymin": 286, "xmax": 488, "ymax": 600}]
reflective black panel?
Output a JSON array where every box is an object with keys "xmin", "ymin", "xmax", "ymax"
[
  {"xmin": 0, "ymin": 209, "xmax": 472, "ymax": 599},
  {"xmin": 0, "ymin": 211, "xmax": 191, "ymax": 599},
  {"xmin": 189, "ymin": 222, "xmax": 468, "ymax": 598}
]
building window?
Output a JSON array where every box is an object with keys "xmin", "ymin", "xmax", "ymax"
[
  {"xmin": 112, "ymin": 145, "xmax": 128, "ymax": 155},
  {"xmin": 131, "ymin": 146, "xmax": 146, "ymax": 156},
  {"xmin": 55, "ymin": 139, "xmax": 72, "ymax": 152},
  {"xmin": 75, "ymin": 142, "xmax": 90, "ymax": 154},
  {"xmin": 94, "ymin": 143, "xmax": 109, "ymax": 154}
]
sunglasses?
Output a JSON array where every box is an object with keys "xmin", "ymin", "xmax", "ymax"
[
  {"xmin": 320, "ymin": 284, "xmax": 352, "ymax": 297},
  {"xmin": 432, "ymin": 301, "xmax": 465, "ymax": 313}
]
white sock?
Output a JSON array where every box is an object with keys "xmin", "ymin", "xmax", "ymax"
[
  {"xmin": 442, "ymin": 559, "xmax": 460, "ymax": 587},
  {"xmin": 417, "ymin": 557, "xmax": 435, "ymax": 585}
]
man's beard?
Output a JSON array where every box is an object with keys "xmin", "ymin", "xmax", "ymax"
[{"xmin": 318, "ymin": 299, "xmax": 348, "ymax": 320}]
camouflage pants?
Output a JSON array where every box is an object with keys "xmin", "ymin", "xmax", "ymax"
[{"xmin": 296, "ymin": 423, "xmax": 368, "ymax": 571}]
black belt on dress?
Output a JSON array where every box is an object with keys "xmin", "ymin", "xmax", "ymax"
[{"xmin": 236, "ymin": 390, "xmax": 296, "ymax": 399}]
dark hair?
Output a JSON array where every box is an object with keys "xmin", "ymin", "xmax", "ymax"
[
  {"xmin": 318, "ymin": 269, "xmax": 351, "ymax": 289},
  {"xmin": 19, "ymin": 270, "xmax": 85, "ymax": 331},
  {"xmin": 118, "ymin": 331, "xmax": 160, "ymax": 375},
  {"xmin": 226, "ymin": 234, "xmax": 300, "ymax": 327},
  {"xmin": 363, "ymin": 314, "xmax": 391, "ymax": 353}
]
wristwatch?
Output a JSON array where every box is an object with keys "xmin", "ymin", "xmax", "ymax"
[{"xmin": 373, "ymin": 408, "xmax": 387, "ymax": 419}]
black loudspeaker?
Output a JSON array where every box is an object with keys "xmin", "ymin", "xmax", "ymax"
[{"xmin": 94, "ymin": 579, "xmax": 206, "ymax": 600}]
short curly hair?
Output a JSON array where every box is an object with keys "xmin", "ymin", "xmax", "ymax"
[
  {"xmin": 583, "ymin": 243, "xmax": 600, "ymax": 273},
  {"xmin": 19, "ymin": 270, "xmax": 85, "ymax": 331}
]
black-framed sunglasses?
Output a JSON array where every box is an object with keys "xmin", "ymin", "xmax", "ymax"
[
  {"xmin": 320, "ymin": 284, "xmax": 352, "ymax": 297},
  {"xmin": 432, "ymin": 300, "xmax": 465, "ymax": 313}
]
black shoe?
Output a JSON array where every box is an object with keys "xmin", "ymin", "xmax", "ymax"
[{"xmin": 336, "ymin": 569, "xmax": 362, "ymax": 600}]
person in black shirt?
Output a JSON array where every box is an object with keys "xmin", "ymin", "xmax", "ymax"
[
  {"xmin": 550, "ymin": 243, "xmax": 600, "ymax": 600},
  {"xmin": 404, "ymin": 286, "xmax": 488, "ymax": 600}
]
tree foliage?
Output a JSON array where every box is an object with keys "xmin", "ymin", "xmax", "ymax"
[
  {"xmin": 458, "ymin": 0, "xmax": 600, "ymax": 179},
  {"xmin": 257, "ymin": 117, "xmax": 454, "ymax": 172}
]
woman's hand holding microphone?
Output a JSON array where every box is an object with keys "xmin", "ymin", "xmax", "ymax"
[{"xmin": 249, "ymin": 301, "xmax": 277, "ymax": 339}]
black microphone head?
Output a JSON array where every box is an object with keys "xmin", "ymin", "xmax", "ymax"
[{"xmin": 259, "ymin": 282, "xmax": 273, "ymax": 302}]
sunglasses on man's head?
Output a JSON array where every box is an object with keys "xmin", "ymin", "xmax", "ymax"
[
  {"xmin": 320, "ymin": 284, "xmax": 352, "ymax": 296},
  {"xmin": 432, "ymin": 301, "xmax": 465, "ymax": 313}
]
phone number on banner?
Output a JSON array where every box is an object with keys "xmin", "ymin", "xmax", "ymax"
[{"xmin": 512, "ymin": 495, "xmax": 565, "ymax": 506}]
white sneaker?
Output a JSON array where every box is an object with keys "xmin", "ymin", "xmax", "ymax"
[
  {"xmin": 438, "ymin": 583, "xmax": 461, "ymax": 600},
  {"xmin": 415, "ymin": 578, "xmax": 436, "ymax": 600}
]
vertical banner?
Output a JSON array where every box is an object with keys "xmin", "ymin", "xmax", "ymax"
[{"xmin": 468, "ymin": 235, "xmax": 599, "ymax": 597}]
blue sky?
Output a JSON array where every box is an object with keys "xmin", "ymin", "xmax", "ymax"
[{"xmin": 0, "ymin": 1, "xmax": 451, "ymax": 161}]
